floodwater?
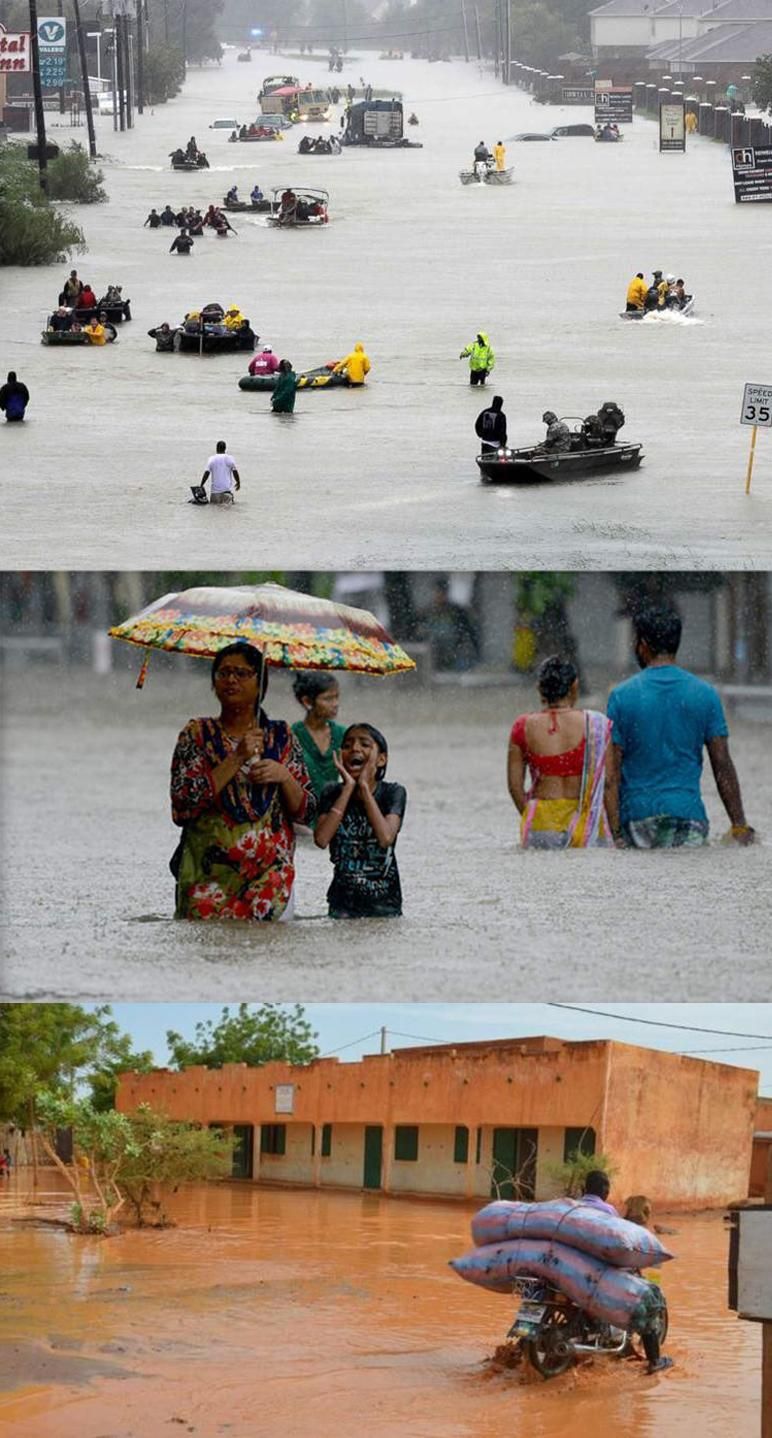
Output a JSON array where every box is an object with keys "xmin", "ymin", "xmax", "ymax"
[
  {"xmin": 0, "ymin": 1176, "xmax": 759, "ymax": 1438},
  {"xmin": 2, "ymin": 56, "xmax": 772, "ymax": 570},
  {"xmin": 2, "ymin": 667, "xmax": 771, "ymax": 1000}
]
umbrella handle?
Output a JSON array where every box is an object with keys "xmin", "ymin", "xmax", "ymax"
[{"xmin": 136, "ymin": 649, "xmax": 151, "ymax": 689}]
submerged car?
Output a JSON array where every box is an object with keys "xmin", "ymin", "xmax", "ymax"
[
  {"xmin": 209, "ymin": 117, "xmax": 238, "ymax": 129},
  {"xmin": 510, "ymin": 131, "xmax": 556, "ymax": 142},
  {"xmin": 549, "ymin": 122, "xmax": 595, "ymax": 137}
]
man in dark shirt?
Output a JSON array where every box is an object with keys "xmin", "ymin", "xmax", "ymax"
[
  {"xmin": 475, "ymin": 394, "xmax": 507, "ymax": 453},
  {"xmin": 0, "ymin": 371, "xmax": 29, "ymax": 421},
  {"xmin": 169, "ymin": 229, "xmax": 194, "ymax": 255}
]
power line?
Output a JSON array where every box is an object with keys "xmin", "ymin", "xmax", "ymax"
[
  {"xmin": 319, "ymin": 1029, "xmax": 382, "ymax": 1057},
  {"xmin": 547, "ymin": 1003, "xmax": 772, "ymax": 1042},
  {"xmin": 679, "ymin": 1046, "xmax": 772, "ymax": 1056}
]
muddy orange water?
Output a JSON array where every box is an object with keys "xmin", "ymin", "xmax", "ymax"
[{"xmin": 0, "ymin": 1177, "xmax": 759, "ymax": 1438}]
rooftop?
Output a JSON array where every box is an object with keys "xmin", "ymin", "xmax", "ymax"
[{"xmin": 648, "ymin": 16, "xmax": 772, "ymax": 60}]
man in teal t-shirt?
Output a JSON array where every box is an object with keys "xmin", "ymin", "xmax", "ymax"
[{"xmin": 605, "ymin": 604, "xmax": 754, "ymax": 848}]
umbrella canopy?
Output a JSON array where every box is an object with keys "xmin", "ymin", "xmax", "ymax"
[{"xmin": 108, "ymin": 583, "xmax": 415, "ymax": 679}]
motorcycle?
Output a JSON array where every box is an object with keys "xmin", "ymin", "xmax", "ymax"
[{"xmin": 506, "ymin": 1276, "xmax": 668, "ymax": 1379}]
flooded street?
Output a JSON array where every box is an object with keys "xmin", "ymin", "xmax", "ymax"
[
  {"xmin": 0, "ymin": 1177, "xmax": 758, "ymax": 1438},
  {"xmin": 2, "ymin": 55, "xmax": 772, "ymax": 569},
  {"xmin": 3, "ymin": 667, "xmax": 771, "ymax": 999}
]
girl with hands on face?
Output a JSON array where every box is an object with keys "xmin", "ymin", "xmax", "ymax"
[{"xmin": 314, "ymin": 724, "xmax": 407, "ymax": 919}]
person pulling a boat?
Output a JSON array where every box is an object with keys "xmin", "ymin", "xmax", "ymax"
[
  {"xmin": 540, "ymin": 411, "xmax": 571, "ymax": 452},
  {"xmin": 332, "ymin": 342, "xmax": 371, "ymax": 387},
  {"xmin": 475, "ymin": 395, "xmax": 507, "ymax": 453}
]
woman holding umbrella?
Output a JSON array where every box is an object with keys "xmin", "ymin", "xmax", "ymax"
[{"xmin": 170, "ymin": 642, "xmax": 315, "ymax": 921}]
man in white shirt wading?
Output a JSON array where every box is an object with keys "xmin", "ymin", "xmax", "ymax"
[{"xmin": 200, "ymin": 440, "xmax": 241, "ymax": 505}]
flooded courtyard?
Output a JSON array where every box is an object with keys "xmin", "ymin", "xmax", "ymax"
[
  {"xmin": 2, "ymin": 666, "xmax": 772, "ymax": 999},
  {"xmin": 0, "ymin": 1177, "xmax": 758, "ymax": 1438},
  {"xmin": 2, "ymin": 55, "xmax": 772, "ymax": 570}
]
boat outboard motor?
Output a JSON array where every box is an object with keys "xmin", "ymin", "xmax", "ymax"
[{"xmin": 597, "ymin": 401, "xmax": 625, "ymax": 446}]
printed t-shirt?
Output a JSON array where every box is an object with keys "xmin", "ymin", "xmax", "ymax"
[{"xmin": 317, "ymin": 779, "xmax": 407, "ymax": 917}]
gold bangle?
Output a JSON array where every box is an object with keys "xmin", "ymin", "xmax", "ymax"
[{"xmin": 330, "ymin": 806, "xmax": 345, "ymax": 817}]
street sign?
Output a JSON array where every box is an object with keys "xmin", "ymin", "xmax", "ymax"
[
  {"xmin": 659, "ymin": 100, "xmax": 685, "ymax": 152},
  {"xmin": 38, "ymin": 16, "xmax": 66, "ymax": 89},
  {"xmin": 740, "ymin": 384, "xmax": 772, "ymax": 428},
  {"xmin": 561, "ymin": 86, "xmax": 594, "ymax": 105},
  {"xmin": 731, "ymin": 146, "xmax": 772, "ymax": 203},
  {"xmin": 594, "ymin": 84, "xmax": 633, "ymax": 124},
  {"xmin": 0, "ymin": 23, "xmax": 31, "ymax": 72}
]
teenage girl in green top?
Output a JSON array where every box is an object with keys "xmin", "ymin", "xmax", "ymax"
[{"xmin": 290, "ymin": 672, "xmax": 347, "ymax": 813}]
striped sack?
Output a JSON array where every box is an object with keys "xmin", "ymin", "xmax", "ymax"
[
  {"xmin": 470, "ymin": 1199, "xmax": 673, "ymax": 1269},
  {"xmin": 450, "ymin": 1237, "xmax": 653, "ymax": 1329}
]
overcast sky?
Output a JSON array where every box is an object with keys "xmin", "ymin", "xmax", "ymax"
[{"xmin": 106, "ymin": 1003, "xmax": 772, "ymax": 1097}]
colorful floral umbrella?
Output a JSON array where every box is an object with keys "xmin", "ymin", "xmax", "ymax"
[{"xmin": 108, "ymin": 582, "xmax": 415, "ymax": 685}]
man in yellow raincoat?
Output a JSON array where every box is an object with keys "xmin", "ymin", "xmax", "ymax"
[
  {"xmin": 625, "ymin": 273, "xmax": 648, "ymax": 312},
  {"xmin": 493, "ymin": 140, "xmax": 506, "ymax": 171},
  {"xmin": 460, "ymin": 332, "xmax": 494, "ymax": 386},
  {"xmin": 223, "ymin": 305, "xmax": 245, "ymax": 332},
  {"xmin": 333, "ymin": 342, "xmax": 371, "ymax": 386}
]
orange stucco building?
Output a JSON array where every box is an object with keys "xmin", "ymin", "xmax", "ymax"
[{"xmin": 117, "ymin": 1036, "xmax": 758, "ymax": 1209}]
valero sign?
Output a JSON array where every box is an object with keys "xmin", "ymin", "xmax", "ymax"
[
  {"xmin": 38, "ymin": 16, "xmax": 67, "ymax": 89},
  {"xmin": 0, "ymin": 23, "xmax": 31, "ymax": 73}
]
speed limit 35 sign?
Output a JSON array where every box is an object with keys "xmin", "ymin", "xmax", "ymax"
[{"xmin": 740, "ymin": 383, "xmax": 772, "ymax": 427}]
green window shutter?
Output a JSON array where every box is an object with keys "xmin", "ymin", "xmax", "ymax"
[
  {"xmin": 260, "ymin": 1123, "xmax": 287, "ymax": 1156},
  {"xmin": 475, "ymin": 1127, "xmax": 482, "ymax": 1164},
  {"xmin": 563, "ymin": 1127, "xmax": 596, "ymax": 1163},
  {"xmin": 276, "ymin": 1123, "xmax": 286, "ymax": 1156},
  {"xmin": 321, "ymin": 1123, "xmax": 332, "ymax": 1157},
  {"xmin": 394, "ymin": 1125, "xmax": 419, "ymax": 1161},
  {"xmin": 311, "ymin": 1126, "xmax": 315, "ymax": 1156},
  {"xmin": 453, "ymin": 1126, "xmax": 469, "ymax": 1164}
]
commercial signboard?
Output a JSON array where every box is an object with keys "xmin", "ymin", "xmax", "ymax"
[
  {"xmin": 659, "ymin": 100, "xmax": 685, "ymax": 152},
  {"xmin": 0, "ymin": 24, "xmax": 31, "ymax": 73},
  {"xmin": 37, "ymin": 16, "xmax": 67, "ymax": 89},
  {"xmin": 594, "ymin": 84, "xmax": 633, "ymax": 124},
  {"xmin": 731, "ymin": 145, "xmax": 772, "ymax": 203},
  {"xmin": 561, "ymin": 86, "xmax": 594, "ymax": 105}
]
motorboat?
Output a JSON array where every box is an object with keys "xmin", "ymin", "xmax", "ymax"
[
  {"xmin": 620, "ymin": 295, "xmax": 695, "ymax": 320},
  {"xmin": 477, "ymin": 440, "xmax": 643, "ymax": 483},
  {"xmin": 459, "ymin": 163, "xmax": 513, "ymax": 185},
  {"xmin": 266, "ymin": 187, "xmax": 329, "ymax": 226}
]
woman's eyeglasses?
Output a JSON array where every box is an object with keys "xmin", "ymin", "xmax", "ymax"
[{"xmin": 216, "ymin": 667, "xmax": 257, "ymax": 681}]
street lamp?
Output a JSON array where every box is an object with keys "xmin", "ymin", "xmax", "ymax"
[{"xmin": 87, "ymin": 30, "xmax": 102, "ymax": 83}]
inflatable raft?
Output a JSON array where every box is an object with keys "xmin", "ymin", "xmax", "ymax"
[{"xmin": 239, "ymin": 365, "xmax": 349, "ymax": 392}]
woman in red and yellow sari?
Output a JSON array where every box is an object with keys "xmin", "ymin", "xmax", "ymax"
[
  {"xmin": 170, "ymin": 643, "xmax": 314, "ymax": 919},
  {"xmin": 507, "ymin": 655, "xmax": 612, "ymax": 849}
]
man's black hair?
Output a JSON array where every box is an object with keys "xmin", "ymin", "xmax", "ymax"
[
  {"xmin": 634, "ymin": 604, "xmax": 682, "ymax": 657},
  {"xmin": 583, "ymin": 1169, "xmax": 611, "ymax": 1198}
]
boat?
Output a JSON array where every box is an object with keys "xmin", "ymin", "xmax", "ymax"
[
  {"xmin": 477, "ymin": 440, "xmax": 643, "ymax": 483},
  {"xmin": 239, "ymin": 365, "xmax": 349, "ymax": 392},
  {"xmin": 237, "ymin": 50, "xmax": 252, "ymax": 62},
  {"xmin": 41, "ymin": 326, "xmax": 117, "ymax": 346},
  {"xmin": 168, "ymin": 303, "xmax": 257, "ymax": 354},
  {"xmin": 620, "ymin": 295, "xmax": 695, "ymax": 320},
  {"xmin": 171, "ymin": 155, "xmax": 210, "ymax": 170},
  {"xmin": 459, "ymin": 165, "xmax": 513, "ymax": 185},
  {"xmin": 222, "ymin": 196, "xmax": 273, "ymax": 213},
  {"xmin": 231, "ymin": 127, "xmax": 285, "ymax": 143},
  {"xmin": 266, "ymin": 186, "xmax": 329, "ymax": 227}
]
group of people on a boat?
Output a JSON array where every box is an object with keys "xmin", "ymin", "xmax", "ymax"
[
  {"xmin": 475, "ymin": 396, "xmax": 625, "ymax": 454},
  {"xmin": 275, "ymin": 188, "xmax": 326, "ymax": 225},
  {"xmin": 230, "ymin": 122, "xmax": 282, "ymax": 142},
  {"xmin": 224, "ymin": 185, "xmax": 264, "ymax": 207},
  {"xmin": 595, "ymin": 121, "xmax": 621, "ymax": 141},
  {"xmin": 472, "ymin": 139, "xmax": 507, "ymax": 173},
  {"xmin": 298, "ymin": 133, "xmax": 342, "ymax": 154},
  {"xmin": 148, "ymin": 303, "xmax": 256, "ymax": 352},
  {"xmin": 170, "ymin": 137, "xmax": 209, "ymax": 167},
  {"xmin": 57, "ymin": 271, "xmax": 128, "ymax": 316},
  {"xmin": 625, "ymin": 270, "xmax": 689, "ymax": 312}
]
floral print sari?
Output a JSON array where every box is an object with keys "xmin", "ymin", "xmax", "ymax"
[{"xmin": 170, "ymin": 711, "xmax": 314, "ymax": 920}]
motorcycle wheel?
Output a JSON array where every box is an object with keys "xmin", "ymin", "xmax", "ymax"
[{"xmin": 524, "ymin": 1309, "xmax": 575, "ymax": 1379}]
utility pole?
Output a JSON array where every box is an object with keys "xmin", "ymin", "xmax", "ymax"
[
  {"xmin": 136, "ymin": 0, "xmax": 145, "ymax": 113},
  {"xmin": 504, "ymin": 0, "xmax": 511, "ymax": 85},
  {"xmin": 380, "ymin": 1027, "xmax": 388, "ymax": 1054},
  {"xmin": 181, "ymin": 0, "xmax": 187, "ymax": 78},
  {"xmin": 72, "ymin": 0, "xmax": 97, "ymax": 158},
  {"xmin": 57, "ymin": 0, "xmax": 65, "ymax": 114},
  {"xmin": 27, "ymin": 0, "xmax": 49, "ymax": 193},
  {"xmin": 116, "ymin": 10, "xmax": 126, "ymax": 130},
  {"xmin": 473, "ymin": 4, "xmax": 482, "ymax": 62},
  {"xmin": 460, "ymin": 0, "xmax": 470, "ymax": 62},
  {"xmin": 125, "ymin": 13, "xmax": 134, "ymax": 127}
]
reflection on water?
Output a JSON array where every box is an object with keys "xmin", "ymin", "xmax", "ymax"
[{"xmin": 0, "ymin": 1176, "xmax": 759, "ymax": 1437}]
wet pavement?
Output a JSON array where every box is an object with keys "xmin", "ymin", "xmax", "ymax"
[
  {"xmin": 2, "ymin": 55, "xmax": 772, "ymax": 569},
  {"xmin": 2, "ymin": 667, "xmax": 771, "ymax": 1000},
  {"xmin": 0, "ymin": 1176, "xmax": 759, "ymax": 1438}
]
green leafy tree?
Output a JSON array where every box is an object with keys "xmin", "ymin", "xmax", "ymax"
[
  {"xmin": 751, "ymin": 55, "xmax": 772, "ymax": 114},
  {"xmin": 185, "ymin": 0, "xmax": 225, "ymax": 62},
  {"xmin": 547, "ymin": 1149, "xmax": 616, "ymax": 1198},
  {"xmin": 35, "ymin": 1094, "xmax": 232, "ymax": 1233},
  {"xmin": 0, "ymin": 1004, "xmax": 153, "ymax": 1125},
  {"xmin": 167, "ymin": 1003, "xmax": 319, "ymax": 1069},
  {"xmin": 46, "ymin": 142, "xmax": 107, "ymax": 204},
  {"xmin": 0, "ymin": 146, "xmax": 85, "ymax": 266},
  {"xmin": 142, "ymin": 45, "xmax": 186, "ymax": 104}
]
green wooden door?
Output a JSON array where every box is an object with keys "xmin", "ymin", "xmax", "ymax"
[
  {"xmin": 232, "ymin": 1124, "xmax": 254, "ymax": 1179},
  {"xmin": 491, "ymin": 1128, "xmax": 538, "ymax": 1200},
  {"xmin": 363, "ymin": 1125, "xmax": 383, "ymax": 1189}
]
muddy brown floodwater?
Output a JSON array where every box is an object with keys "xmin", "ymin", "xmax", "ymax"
[{"xmin": 0, "ymin": 1175, "xmax": 759, "ymax": 1438}]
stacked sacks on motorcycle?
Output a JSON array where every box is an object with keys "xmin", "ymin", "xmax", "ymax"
[
  {"xmin": 450, "ymin": 1237, "xmax": 655, "ymax": 1330},
  {"xmin": 470, "ymin": 1198, "xmax": 673, "ymax": 1268}
]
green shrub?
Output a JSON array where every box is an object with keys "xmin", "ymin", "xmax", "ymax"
[
  {"xmin": 47, "ymin": 142, "xmax": 107, "ymax": 204},
  {"xmin": 547, "ymin": 1149, "xmax": 616, "ymax": 1198},
  {"xmin": 144, "ymin": 45, "xmax": 185, "ymax": 103},
  {"xmin": 0, "ymin": 144, "xmax": 85, "ymax": 265}
]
